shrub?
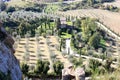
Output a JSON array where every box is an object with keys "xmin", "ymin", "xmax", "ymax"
[
  {"xmin": 21, "ymin": 63, "xmax": 29, "ymax": 76},
  {"xmin": 34, "ymin": 60, "xmax": 50, "ymax": 75},
  {"xmin": 53, "ymin": 61, "xmax": 64, "ymax": 75},
  {"xmin": 6, "ymin": 6, "xmax": 16, "ymax": 13}
]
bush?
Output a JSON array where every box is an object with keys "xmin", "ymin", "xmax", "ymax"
[
  {"xmin": 53, "ymin": 61, "xmax": 64, "ymax": 75},
  {"xmin": 6, "ymin": 6, "xmax": 16, "ymax": 13},
  {"xmin": 34, "ymin": 60, "xmax": 50, "ymax": 75},
  {"xmin": 21, "ymin": 63, "xmax": 29, "ymax": 76}
]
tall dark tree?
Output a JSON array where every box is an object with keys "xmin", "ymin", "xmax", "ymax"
[
  {"xmin": 53, "ymin": 61, "xmax": 64, "ymax": 75},
  {"xmin": 34, "ymin": 60, "xmax": 50, "ymax": 75},
  {"xmin": 74, "ymin": 19, "xmax": 81, "ymax": 29},
  {"xmin": 88, "ymin": 32, "xmax": 101, "ymax": 48},
  {"xmin": 21, "ymin": 63, "xmax": 29, "ymax": 76},
  {"xmin": 6, "ymin": 6, "xmax": 16, "ymax": 13},
  {"xmin": 55, "ymin": 18, "xmax": 61, "ymax": 29}
]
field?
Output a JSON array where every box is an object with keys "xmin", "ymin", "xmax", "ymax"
[
  {"xmin": 55, "ymin": 9, "xmax": 120, "ymax": 34},
  {"xmin": 104, "ymin": 0, "xmax": 120, "ymax": 8},
  {"xmin": 15, "ymin": 36, "xmax": 70, "ymax": 69},
  {"xmin": 6, "ymin": 0, "xmax": 34, "ymax": 7}
]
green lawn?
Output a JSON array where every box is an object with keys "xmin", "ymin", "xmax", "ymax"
[
  {"xmin": 61, "ymin": 32, "xmax": 72, "ymax": 39},
  {"xmin": 100, "ymin": 39, "xmax": 106, "ymax": 50},
  {"xmin": 100, "ymin": 39, "xmax": 106, "ymax": 45},
  {"xmin": 66, "ymin": 21, "xmax": 72, "ymax": 26}
]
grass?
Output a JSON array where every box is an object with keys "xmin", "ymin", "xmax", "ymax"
[
  {"xmin": 99, "ymin": 39, "xmax": 106, "ymax": 50},
  {"xmin": 100, "ymin": 39, "xmax": 106, "ymax": 45},
  {"xmin": 61, "ymin": 32, "xmax": 72, "ymax": 39},
  {"xmin": 50, "ymin": 22, "xmax": 55, "ymax": 27},
  {"xmin": 66, "ymin": 21, "xmax": 72, "ymax": 26}
]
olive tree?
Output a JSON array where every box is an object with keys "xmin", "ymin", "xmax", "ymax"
[
  {"xmin": 21, "ymin": 63, "xmax": 29, "ymax": 76},
  {"xmin": 53, "ymin": 61, "xmax": 64, "ymax": 75},
  {"xmin": 34, "ymin": 60, "xmax": 50, "ymax": 75}
]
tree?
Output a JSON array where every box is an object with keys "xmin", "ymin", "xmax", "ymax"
[
  {"xmin": 60, "ymin": 39, "xmax": 62, "ymax": 51},
  {"xmin": 81, "ymin": 18, "xmax": 97, "ymax": 42},
  {"xmin": 88, "ymin": 32, "xmax": 101, "ymax": 48},
  {"xmin": 6, "ymin": 6, "xmax": 16, "ymax": 13},
  {"xmin": 34, "ymin": 60, "xmax": 43, "ymax": 74},
  {"xmin": 55, "ymin": 18, "xmax": 61, "ymax": 29},
  {"xmin": 81, "ymin": 18, "xmax": 91, "ymax": 42},
  {"xmin": 53, "ymin": 61, "xmax": 64, "ymax": 75},
  {"xmin": 74, "ymin": 19, "xmax": 81, "ymax": 29},
  {"xmin": 89, "ymin": 59, "xmax": 102, "ymax": 75},
  {"xmin": 34, "ymin": 60, "xmax": 50, "ymax": 75},
  {"xmin": 42, "ymin": 61, "xmax": 50, "ymax": 74},
  {"xmin": 104, "ymin": 58, "xmax": 113, "ymax": 72},
  {"xmin": 87, "ymin": 0, "xmax": 95, "ymax": 6},
  {"xmin": 21, "ymin": 63, "xmax": 29, "ymax": 76}
]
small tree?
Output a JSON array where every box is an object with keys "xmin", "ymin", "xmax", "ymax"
[
  {"xmin": 74, "ymin": 19, "xmax": 81, "ymax": 29},
  {"xmin": 104, "ymin": 58, "xmax": 113, "ymax": 72},
  {"xmin": 21, "ymin": 63, "xmax": 29, "ymax": 76},
  {"xmin": 6, "ymin": 6, "xmax": 16, "ymax": 13},
  {"xmin": 88, "ymin": 59, "xmax": 102, "ymax": 75},
  {"xmin": 34, "ymin": 60, "xmax": 50, "ymax": 75},
  {"xmin": 55, "ymin": 18, "xmax": 61, "ymax": 29},
  {"xmin": 88, "ymin": 32, "xmax": 101, "ymax": 49},
  {"xmin": 53, "ymin": 61, "xmax": 64, "ymax": 75},
  {"xmin": 34, "ymin": 60, "xmax": 43, "ymax": 74},
  {"xmin": 42, "ymin": 61, "xmax": 50, "ymax": 74}
]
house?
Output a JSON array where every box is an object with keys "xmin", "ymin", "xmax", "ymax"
[
  {"xmin": 60, "ymin": 17, "xmax": 67, "ymax": 28},
  {"xmin": 60, "ymin": 17, "xmax": 74, "ymax": 29}
]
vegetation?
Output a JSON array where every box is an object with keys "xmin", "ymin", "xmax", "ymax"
[
  {"xmin": 53, "ymin": 61, "xmax": 64, "ymax": 75},
  {"xmin": 21, "ymin": 63, "xmax": 29, "ymax": 76},
  {"xmin": 34, "ymin": 60, "xmax": 50, "ymax": 75},
  {"xmin": 0, "ymin": 70, "xmax": 11, "ymax": 80},
  {"xmin": 88, "ymin": 32, "xmax": 101, "ymax": 48},
  {"xmin": 1, "ymin": 0, "xmax": 119, "ymax": 79},
  {"xmin": 58, "ymin": 0, "xmax": 118, "ymax": 12}
]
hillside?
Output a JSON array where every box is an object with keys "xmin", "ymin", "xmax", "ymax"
[
  {"xmin": 0, "ymin": 26, "xmax": 22, "ymax": 80},
  {"xmin": 104, "ymin": 0, "xmax": 120, "ymax": 8},
  {"xmin": 56, "ymin": 9, "xmax": 120, "ymax": 35}
]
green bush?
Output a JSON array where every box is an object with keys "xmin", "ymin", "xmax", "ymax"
[
  {"xmin": 53, "ymin": 61, "xmax": 64, "ymax": 75},
  {"xmin": 6, "ymin": 6, "xmax": 16, "ymax": 13},
  {"xmin": 21, "ymin": 63, "xmax": 29, "ymax": 76},
  {"xmin": 34, "ymin": 60, "xmax": 50, "ymax": 75}
]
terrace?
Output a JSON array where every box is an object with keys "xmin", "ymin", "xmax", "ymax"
[{"xmin": 15, "ymin": 36, "xmax": 70, "ymax": 68}]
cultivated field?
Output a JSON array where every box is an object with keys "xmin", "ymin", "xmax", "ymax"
[
  {"xmin": 6, "ymin": 0, "xmax": 34, "ymax": 7},
  {"xmin": 15, "ymin": 36, "xmax": 70, "ymax": 68},
  {"xmin": 56, "ymin": 9, "xmax": 120, "ymax": 34}
]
